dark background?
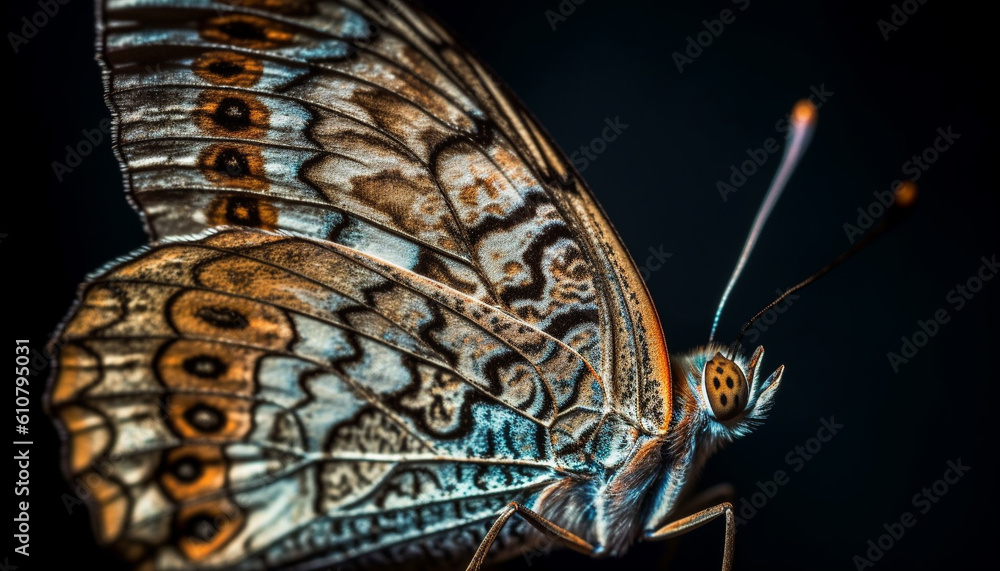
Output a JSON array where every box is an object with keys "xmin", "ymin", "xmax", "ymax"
[{"xmin": 4, "ymin": 0, "xmax": 996, "ymax": 570}]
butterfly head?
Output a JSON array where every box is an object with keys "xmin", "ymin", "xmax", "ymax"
[{"xmin": 674, "ymin": 344, "xmax": 783, "ymax": 441}]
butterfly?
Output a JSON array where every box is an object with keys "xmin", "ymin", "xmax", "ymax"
[{"xmin": 45, "ymin": 1, "xmax": 813, "ymax": 569}]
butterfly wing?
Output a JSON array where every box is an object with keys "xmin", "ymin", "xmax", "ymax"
[
  {"xmin": 50, "ymin": 228, "xmax": 614, "ymax": 568},
  {"xmin": 100, "ymin": 0, "xmax": 671, "ymax": 429},
  {"xmin": 48, "ymin": 0, "xmax": 674, "ymax": 567}
]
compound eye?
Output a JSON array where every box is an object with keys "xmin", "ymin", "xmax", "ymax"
[{"xmin": 704, "ymin": 352, "xmax": 749, "ymax": 421}]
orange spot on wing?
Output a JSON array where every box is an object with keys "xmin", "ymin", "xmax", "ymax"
[
  {"xmin": 175, "ymin": 498, "xmax": 245, "ymax": 561},
  {"xmin": 156, "ymin": 339, "xmax": 260, "ymax": 395},
  {"xmin": 159, "ymin": 445, "xmax": 227, "ymax": 502},
  {"xmin": 165, "ymin": 394, "xmax": 252, "ymax": 441},
  {"xmin": 51, "ymin": 344, "xmax": 100, "ymax": 404},
  {"xmin": 199, "ymin": 14, "xmax": 294, "ymax": 50},
  {"xmin": 198, "ymin": 143, "xmax": 268, "ymax": 191},
  {"xmin": 194, "ymin": 91, "xmax": 270, "ymax": 139},
  {"xmin": 206, "ymin": 195, "xmax": 278, "ymax": 230},
  {"xmin": 503, "ymin": 261, "xmax": 523, "ymax": 277},
  {"xmin": 169, "ymin": 290, "xmax": 293, "ymax": 350},
  {"xmin": 193, "ymin": 51, "xmax": 264, "ymax": 87}
]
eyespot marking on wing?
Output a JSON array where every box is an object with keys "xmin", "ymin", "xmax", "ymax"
[
  {"xmin": 193, "ymin": 51, "xmax": 264, "ymax": 87},
  {"xmin": 198, "ymin": 14, "xmax": 294, "ymax": 50},
  {"xmin": 206, "ymin": 195, "xmax": 279, "ymax": 229},
  {"xmin": 158, "ymin": 445, "xmax": 227, "ymax": 502},
  {"xmin": 175, "ymin": 498, "xmax": 246, "ymax": 561},
  {"xmin": 197, "ymin": 143, "xmax": 268, "ymax": 190},
  {"xmin": 195, "ymin": 91, "xmax": 270, "ymax": 138}
]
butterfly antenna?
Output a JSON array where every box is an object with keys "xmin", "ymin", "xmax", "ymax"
[
  {"xmin": 728, "ymin": 181, "xmax": 918, "ymax": 356},
  {"xmin": 708, "ymin": 100, "xmax": 818, "ymax": 343}
]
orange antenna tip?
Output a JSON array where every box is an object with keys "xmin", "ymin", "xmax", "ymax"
[
  {"xmin": 792, "ymin": 99, "xmax": 817, "ymax": 126},
  {"xmin": 895, "ymin": 180, "xmax": 918, "ymax": 208}
]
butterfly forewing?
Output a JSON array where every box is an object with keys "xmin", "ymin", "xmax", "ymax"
[{"xmin": 49, "ymin": 0, "xmax": 673, "ymax": 567}]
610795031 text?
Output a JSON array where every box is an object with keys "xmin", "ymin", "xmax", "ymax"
[{"xmin": 14, "ymin": 339, "xmax": 32, "ymax": 557}]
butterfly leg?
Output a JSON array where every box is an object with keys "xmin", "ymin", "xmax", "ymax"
[
  {"xmin": 466, "ymin": 501, "xmax": 600, "ymax": 571},
  {"xmin": 643, "ymin": 501, "xmax": 736, "ymax": 571},
  {"xmin": 649, "ymin": 484, "xmax": 737, "ymax": 571}
]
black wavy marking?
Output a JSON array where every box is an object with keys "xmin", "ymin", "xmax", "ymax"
[
  {"xmin": 553, "ymin": 364, "xmax": 598, "ymax": 412},
  {"xmin": 266, "ymin": 367, "xmax": 314, "ymax": 451},
  {"xmin": 497, "ymin": 223, "xmax": 575, "ymax": 306},
  {"xmin": 371, "ymin": 466, "xmax": 443, "ymax": 510},
  {"xmin": 324, "ymin": 210, "xmax": 352, "ymax": 244},
  {"xmin": 480, "ymin": 351, "xmax": 553, "ymax": 422},
  {"xmin": 49, "ymin": 345, "xmax": 117, "ymax": 491},
  {"xmin": 511, "ymin": 332, "xmax": 547, "ymax": 357},
  {"xmin": 413, "ymin": 251, "xmax": 480, "ymax": 296},
  {"xmin": 328, "ymin": 279, "xmax": 407, "ymax": 372},
  {"xmin": 328, "ymin": 303, "xmax": 374, "ymax": 374},
  {"xmin": 384, "ymin": 357, "xmax": 476, "ymax": 441},
  {"xmin": 468, "ymin": 407, "xmax": 547, "ymax": 467},
  {"xmin": 464, "ymin": 189, "xmax": 549, "ymax": 246},
  {"xmin": 550, "ymin": 413, "xmax": 602, "ymax": 459},
  {"xmin": 424, "ymin": 126, "xmax": 498, "ymax": 182},
  {"xmin": 414, "ymin": 302, "xmax": 459, "ymax": 367},
  {"xmin": 540, "ymin": 307, "xmax": 601, "ymax": 342}
]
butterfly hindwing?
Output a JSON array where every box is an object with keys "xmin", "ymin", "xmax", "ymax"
[{"xmin": 49, "ymin": 228, "xmax": 621, "ymax": 568}]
